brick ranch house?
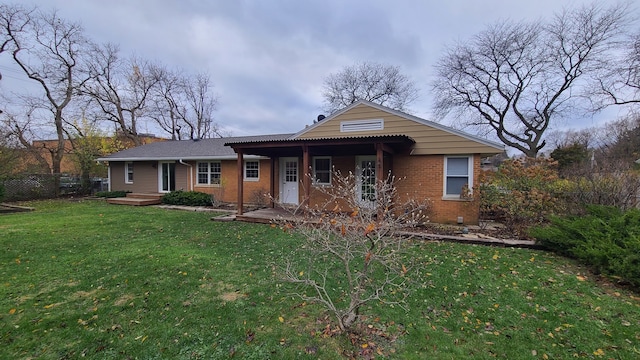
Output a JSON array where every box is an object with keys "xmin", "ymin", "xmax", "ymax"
[{"xmin": 98, "ymin": 100, "xmax": 504, "ymax": 224}]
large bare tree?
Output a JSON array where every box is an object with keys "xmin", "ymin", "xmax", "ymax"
[
  {"xmin": 150, "ymin": 70, "xmax": 220, "ymax": 140},
  {"xmin": 82, "ymin": 43, "xmax": 162, "ymax": 146},
  {"xmin": 4, "ymin": 6, "xmax": 90, "ymax": 185},
  {"xmin": 432, "ymin": 3, "xmax": 629, "ymax": 157},
  {"xmin": 322, "ymin": 61, "xmax": 418, "ymax": 114}
]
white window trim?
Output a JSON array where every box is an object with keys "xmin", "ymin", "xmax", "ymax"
[
  {"xmin": 340, "ymin": 119, "xmax": 384, "ymax": 132},
  {"xmin": 197, "ymin": 161, "xmax": 221, "ymax": 186},
  {"xmin": 443, "ymin": 155, "xmax": 473, "ymax": 200},
  {"xmin": 125, "ymin": 162, "xmax": 133, "ymax": 184},
  {"xmin": 312, "ymin": 156, "xmax": 332, "ymax": 186},
  {"xmin": 244, "ymin": 160, "xmax": 259, "ymax": 181}
]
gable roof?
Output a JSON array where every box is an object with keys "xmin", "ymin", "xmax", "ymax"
[
  {"xmin": 97, "ymin": 134, "xmax": 294, "ymax": 162},
  {"xmin": 291, "ymin": 100, "xmax": 504, "ymax": 155}
]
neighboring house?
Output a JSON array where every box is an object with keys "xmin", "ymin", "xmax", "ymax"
[
  {"xmin": 24, "ymin": 133, "xmax": 165, "ymax": 176},
  {"xmin": 99, "ymin": 100, "xmax": 505, "ymax": 223}
]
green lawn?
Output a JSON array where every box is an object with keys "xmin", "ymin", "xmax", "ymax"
[{"xmin": 1, "ymin": 199, "xmax": 638, "ymax": 359}]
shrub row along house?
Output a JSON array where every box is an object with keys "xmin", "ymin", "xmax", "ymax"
[{"xmin": 98, "ymin": 100, "xmax": 504, "ymax": 224}]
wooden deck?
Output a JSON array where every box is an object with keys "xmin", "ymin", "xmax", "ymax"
[
  {"xmin": 228, "ymin": 207, "xmax": 297, "ymax": 224},
  {"xmin": 107, "ymin": 193, "xmax": 163, "ymax": 206}
]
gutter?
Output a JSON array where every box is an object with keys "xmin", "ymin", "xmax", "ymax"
[{"xmin": 178, "ymin": 159, "xmax": 192, "ymax": 191}]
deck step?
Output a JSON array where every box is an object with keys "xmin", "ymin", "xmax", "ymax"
[
  {"xmin": 126, "ymin": 193, "xmax": 164, "ymax": 200},
  {"xmin": 107, "ymin": 197, "xmax": 162, "ymax": 206}
]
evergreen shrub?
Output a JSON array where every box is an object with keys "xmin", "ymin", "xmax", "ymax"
[
  {"xmin": 161, "ymin": 190, "xmax": 211, "ymax": 206},
  {"xmin": 530, "ymin": 205, "xmax": 640, "ymax": 288}
]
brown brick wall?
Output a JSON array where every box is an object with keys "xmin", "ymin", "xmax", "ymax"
[
  {"xmin": 191, "ymin": 159, "xmax": 272, "ymax": 205},
  {"xmin": 393, "ymin": 154, "xmax": 480, "ymax": 224},
  {"xmin": 307, "ymin": 154, "xmax": 481, "ymax": 224}
]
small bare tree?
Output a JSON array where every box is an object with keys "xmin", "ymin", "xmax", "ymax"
[{"xmin": 279, "ymin": 171, "xmax": 431, "ymax": 332}]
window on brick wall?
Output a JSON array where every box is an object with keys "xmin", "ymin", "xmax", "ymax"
[
  {"xmin": 444, "ymin": 156, "xmax": 472, "ymax": 197},
  {"xmin": 312, "ymin": 156, "xmax": 331, "ymax": 185},
  {"xmin": 244, "ymin": 160, "xmax": 259, "ymax": 181},
  {"xmin": 197, "ymin": 161, "xmax": 221, "ymax": 185}
]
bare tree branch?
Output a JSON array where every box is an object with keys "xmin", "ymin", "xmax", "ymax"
[{"xmin": 432, "ymin": 3, "xmax": 630, "ymax": 157}]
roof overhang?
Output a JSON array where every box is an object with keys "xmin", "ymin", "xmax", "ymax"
[
  {"xmin": 225, "ymin": 135, "xmax": 416, "ymax": 157},
  {"xmin": 96, "ymin": 155, "xmax": 266, "ymax": 162}
]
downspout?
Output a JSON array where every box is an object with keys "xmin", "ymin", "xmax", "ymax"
[
  {"xmin": 178, "ymin": 159, "xmax": 192, "ymax": 191},
  {"xmin": 107, "ymin": 163, "xmax": 111, "ymax": 192}
]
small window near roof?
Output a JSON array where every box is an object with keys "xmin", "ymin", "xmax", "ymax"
[
  {"xmin": 125, "ymin": 162, "xmax": 133, "ymax": 184},
  {"xmin": 313, "ymin": 157, "xmax": 331, "ymax": 185},
  {"xmin": 244, "ymin": 160, "xmax": 259, "ymax": 181}
]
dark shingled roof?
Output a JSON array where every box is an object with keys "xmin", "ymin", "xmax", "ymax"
[{"xmin": 97, "ymin": 134, "xmax": 294, "ymax": 161}]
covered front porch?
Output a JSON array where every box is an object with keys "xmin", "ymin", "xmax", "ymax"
[{"xmin": 225, "ymin": 135, "xmax": 415, "ymax": 215}]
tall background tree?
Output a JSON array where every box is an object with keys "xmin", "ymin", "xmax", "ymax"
[
  {"xmin": 1, "ymin": 3, "xmax": 222, "ymax": 191},
  {"xmin": 432, "ymin": 3, "xmax": 630, "ymax": 157},
  {"xmin": 322, "ymin": 61, "xmax": 418, "ymax": 114},
  {"xmin": 82, "ymin": 43, "xmax": 162, "ymax": 147},
  {"xmin": 4, "ymin": 6, "xmax": 90, "ymax": 190}
]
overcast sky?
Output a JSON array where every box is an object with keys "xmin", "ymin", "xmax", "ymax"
[{"xmin": 1, "ymin": 0, "xmax": 633, "ymax": 138}]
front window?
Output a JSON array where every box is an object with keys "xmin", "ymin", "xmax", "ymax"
[
  {"xmin": 313, "ymin": 157, "xmax": 331, "ymax": 185},
  {"xmin": 445, "ymin": 156, "xmax": 472, "ymax": 197},
  {"xmin": 197, "ymin": 162, "xmax": 221, "ymax": 185},
  {"xmin": 125, "ymin": 162, "xmax": 133, "ymax": 184},
  {"xmin": 244, "ymin": 160, "xmax": 259, "ymax": 181}
]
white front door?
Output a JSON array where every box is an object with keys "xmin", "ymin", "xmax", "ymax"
[
  {"xmin": 356, "ymin": 156, "xmax": 376, "ymax": 207},
  {"xmin": 159, "ymin": 161, "xmax": 176, "ymax": 193},
  {"xmin": 280, "ymin": 157, "xmax": 299, "ymax": 205}
]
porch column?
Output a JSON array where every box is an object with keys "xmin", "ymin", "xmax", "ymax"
[
  {"xmin": 375, "ymin": 143, "xmax": 384, "ymax": 183},
  {"xmin": 236, "ymin": 149, "xmax": 244, "ymax": 215},
  {"xmin": 302, "ymin": 144, "xmax": 310, "ymax": 206},
  {"xmin": 269, "ymin": 157, "xmax": 276, "ymax": 208},
  {"xmin": 376, "ymin": 143, "xmax": 385, "ymax": 220}
]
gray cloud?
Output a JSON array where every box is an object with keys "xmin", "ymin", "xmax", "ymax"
[{"xmin": 5, "ymin": 0, "xmax": 629, "ymax": 137}]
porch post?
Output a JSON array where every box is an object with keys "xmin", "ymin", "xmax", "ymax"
[
  {"xmin": 376, "ymin": 143, "xmax": 384, "ymax": 219},
  {"xmin": 237, "ymin": 149, "xmax": 244, "ymax": 215},
  {"xmin": 302, "ymin": 144, "xmax": 310, "ymax": 206},
  {"xmin": 375, "ymin": 143, "xmax": 384, "ymax": 183},
  {"xmin": 269, "ymin": 157, "xmax": 276, "ymax": 208}
]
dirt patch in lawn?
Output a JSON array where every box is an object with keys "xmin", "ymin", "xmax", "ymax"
[
  {"xmin": 113, "ymin": 294, "xmax": 136, "ymax": 306},
  {"xmin": 219, "ymin": 291, "xmax": 244, "ymax": 302}
]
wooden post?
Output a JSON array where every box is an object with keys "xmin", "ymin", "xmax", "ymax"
[
  {"xmin": 376, "ymin": 143, "xmax": 384, "ymax": 184},
  {"xmin": 237, "ymin": 149, "xmax": 244, "ymax": 215},
  {"xmin": 302, "ymin": 144, "xmax": 310, "ymax": 206},
  {"xmin": 270, "ymin": 157, "xmax": 276, "ymax": 208},
  {"xmin": 376, "ymin": 143, "xmax": 384, "ymax": 219}
]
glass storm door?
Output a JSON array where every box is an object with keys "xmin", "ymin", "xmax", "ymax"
[
  {"xmin": 356, "ymin": 156, "xmax": 376, "ymax": 206},
  {"xmin": 159, "ymin": 162, "xmax": 176, "ymax": 193}
]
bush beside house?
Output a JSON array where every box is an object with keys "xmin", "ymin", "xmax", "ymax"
[{"xmin": 161, "ymin": 190, "xmax": 212, "ymax": 206}]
